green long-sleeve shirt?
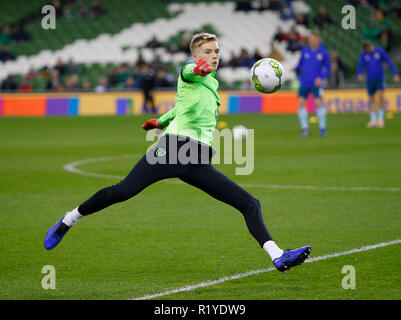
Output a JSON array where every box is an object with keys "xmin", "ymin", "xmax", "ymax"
[{"xmin": 158, "ymin": 63, "xmax": 221, "ymax": 147}]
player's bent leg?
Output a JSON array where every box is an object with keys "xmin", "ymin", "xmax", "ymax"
[
  {"xmin": 181, "ymin": 164, "xmax": 311, "ymax": 271},
  {"xmin": 180, "ymin": 164, "xmax": 272, "ymax": 247}
]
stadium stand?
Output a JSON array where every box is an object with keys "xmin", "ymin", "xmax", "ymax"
[{"xmin": 1, "ymin": 0, "xmax": 401, "ymax": 92}]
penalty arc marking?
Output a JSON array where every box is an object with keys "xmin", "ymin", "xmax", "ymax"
[{"xmin": 63, "ymin": 155, "xmax": 401, "ymax": 192}]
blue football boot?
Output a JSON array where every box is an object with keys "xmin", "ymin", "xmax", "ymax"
[
  {"xmin": 44, "ymin": 215, "xmax": 70, "ymax": 250},
  {"xmin": 300, "ymin": 129, "xmax": 310, "ymax": 138},
  {"xmin": 273, "ymin": 246, "xmax": 312, "ymax": 272}
]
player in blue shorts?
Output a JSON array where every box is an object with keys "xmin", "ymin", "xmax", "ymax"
[
  {"xmin": 357, "ymin": 41, "xmax": 399, "ymax": 128},
  {"xmin": 295, "ymin": 30, "xmax": 331, "ymax": 137}
]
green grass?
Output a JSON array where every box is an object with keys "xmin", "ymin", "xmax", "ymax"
[{"xmin": 0, "ymin": 113, "xmax": 400, "ymax": 300}]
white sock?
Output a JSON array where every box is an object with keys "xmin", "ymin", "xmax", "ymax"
[
  {"xmin": 62, "ymin": 207, "xmax": 83, "ymax": 227},
  {"xmin": 263, "ymin": 240, "xmax": 284, "ymax": 261}
]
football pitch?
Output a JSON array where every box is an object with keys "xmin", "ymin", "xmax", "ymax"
[{"xmin": 1, "ymin": 113, "xmax": 400, "ymax": 300}]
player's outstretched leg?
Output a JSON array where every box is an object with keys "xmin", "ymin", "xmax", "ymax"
[
  {"xmin": 44, "ymin": 153, "xmax": 181, "ymax": 250},
  {"xmin": 181, "ymin": 164, "xmax": 311, "ymax": 272}
]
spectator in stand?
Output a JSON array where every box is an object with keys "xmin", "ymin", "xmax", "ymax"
[
  {"xmin": 268, "ymin": 41, "xmax": 284, "ymax": 61},
  {"xmin": 82, "ymin": 80, "xmax": 92, "ymax": 91},
  {"xmin": 26, "ymin": 69, "xmax": 37, "ymax": 80},
  {"xmin": 178, "ymin": 36, "xmax": 191, "ymax": 55},
  {"xmin": 11, "ymin": 25, "xmax": 30, "ymax": 42},
  {"xmin": 140, "ymin": 64, "xmax": 157, "ymax": 113},
  {"xmin": 286, "ymin": 30, "xmax": 302, "ymax": 52},
  {"xmin": 79, "ymin": 3, "xmax": 91, "ymax": 18},
  {"xmin": 375, "ymin": 9, "xmax": 391, "ymax": 29},
  {"xmin": 132, "ymin": 65, "xmax": 143, "ymax": 87},
  {"xmin": 0, "ymin": 45, "xmax": 16, "ymax": 62},
  {"xmin": 92, "ymin": 0, "xmax": 105, "ymax": 18},
  {"xmin": 124, "ymin": 77, "xmax": 136, "ymax": 90},
  {"xmin": 362, "ymin": 19, "xmax": 382, "ymax": 44},
  {"xmin": 255, "ymin": 0, "xmax": 267, "ymax": 11},
  {"xmin": 155, "ymin": 69, "xmax": 173, "ymax": 88},
  {"xmin": 18, "ymin": 79, "xmax": 33, "ymax": 92},
  {"xmin": 65, "ymin": 58, "xmax": 82, "ymax": 76},
  {"xmin": 135, "ymin": 53, "xmax": 147, "ymax": 69},
  {"xmin": 253, "ymin": 49, "xmax": 263, "ymax": 61},
  {"xmin": 54, "ymin": 59, "xmax": 67, "ymax": 77},
  {"xmin": 328, "ymin": 51, "xmax": 345, "ymax": 88},
  {"xmin": 227, "ymin": 51, "xmax": 240, "ymax": 67},
  {"xmin": 18, "ymin": 78, "xmax": 32, "ymax": 92},
  {"xmin": 267, "ymin": 0, "xmax": 282, "ymax": 11},
  {"xmin": 95, "ymin": 76, "xmax": 109, "ymax": 93},
  {"xmin": 1, "ymin": 75, "xmax": 17, "ymax": 91},
  {"xmin": 1, "ymin": 25, "xmax": 11, "ymax": 46},
  {"xmin": 273, "ymin": 26, "xmax": 288, "ymax": 42},
  {"xmin": 235, "ymin": 0, "xmax": 253, "ymax": 11},
  {"xmin": 65, "ymin": 74, "xmax": 81, "ymax": 91},
  {"xmin": 117, "ymin": 63, "xmax": 133, "ymax": 87},
  {"xmin": 238, "ymin": 48, "xmax": 255, "ymax": 67},
  {"xmin": 40, "ymin": 66, "xmax": 51, "ymax": 81},
  {"xmin": 107, "ymin": 66, "xmax": 118, "ymax": 87},
  {"xmin": 313, "ymin": 6, "xmax": 333, "ymax": 28},
  {"xmin": 295, "ymin": 13, "xmax": 310, "ymax": 28},
  {"xmin": 379, "ymin": 28, "xmax": 391, "ymax": 51},
  {"xmin": 290, "ymin": 26, "xmax": 303, "ymax": 41},
  {"xmin": 147, "ymin": 35, "xmax": 162, "ymax": 49},
  {"xmin": 280, "ymin": 3, "xmax": 295, "ymax": 20},
  {"xmin": 52, "ymin": 0, "xmax": 64, "ymax": 17},
  {"xmin": 46, "ymin": 69, "xmax": 64, "ymax": 91},
  {"xmin": 151, "ymin": 54, "xmax": 164, "ymax": 70},
  {"xmin": 63, "ymin": 4, "xmax": 74, "ymax": 22}
]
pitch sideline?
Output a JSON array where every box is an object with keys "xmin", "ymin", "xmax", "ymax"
[{"xmin": 132, "ymin": 239, "xmax": 401, "ymax": 300}]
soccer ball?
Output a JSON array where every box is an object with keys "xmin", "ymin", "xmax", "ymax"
[
  {"xmin": 250, "ymin": 58, "xmax": 286, "ymax": 94},
  {"xmin": 233, "ymin": 125, "xmax": 248, "ymax": 141}
]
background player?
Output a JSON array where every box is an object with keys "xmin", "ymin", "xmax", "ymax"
[
  {"xmin": 44, "ymin": 33, "xmax": 311, "ymax": 273},
  {"xmin": 295, "ymin": 30, "xmax": 331, "ymax": 137},
  {"xmin": 357, "ymin": 40, "xmax": 400, "ymax": 128}
]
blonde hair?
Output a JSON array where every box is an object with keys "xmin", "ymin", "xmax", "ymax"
[{"xmin": 189, "ymin": 33, "xmax": 218, "ymax": 54}]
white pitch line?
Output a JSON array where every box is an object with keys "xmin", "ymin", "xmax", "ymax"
[
  {"xmin": 63, "ymin": 155, "xmax": 401, "ymax": 192},
  {"xmin": 132, "ymin": 239, "xmax": 401, "ymax": 300}
]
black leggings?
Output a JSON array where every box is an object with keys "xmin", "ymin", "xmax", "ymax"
[{"xmin": 78, "ymin": 139, "xmax": 273, "ymax": 247}]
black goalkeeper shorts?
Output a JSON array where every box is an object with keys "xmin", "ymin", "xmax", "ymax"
[{"xmin": 78, "ymin": 134, "xmax": 272, "ymax": 246}]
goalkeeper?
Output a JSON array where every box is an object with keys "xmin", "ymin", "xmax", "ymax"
[{"xmin": 44, "ymin": 33, "xmax": 311, "ymax": 272}]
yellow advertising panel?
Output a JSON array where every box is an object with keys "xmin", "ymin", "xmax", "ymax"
[{"xmin": 324, "ymin": 88, "xmax": 401, "ymax": 113}]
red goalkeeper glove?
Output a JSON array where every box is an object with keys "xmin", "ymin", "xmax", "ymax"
[
  {"xmin": 193, "ymin": 58, "xmax": 212, "ymax": 76},
  {"xmin": 142, "ymin": 119, "xmax": 163, "ymax": 130}
]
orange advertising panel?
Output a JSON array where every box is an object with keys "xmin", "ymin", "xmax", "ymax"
[
  {"xmin": 2, "ymin": 95, "xmax": 46, "ymax": 117},
  {"xmin": 262, "ymin": 92, "xmax": 298, "ymax": 114}
]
